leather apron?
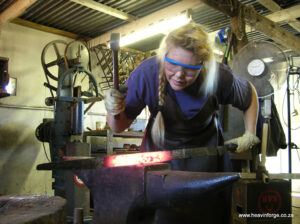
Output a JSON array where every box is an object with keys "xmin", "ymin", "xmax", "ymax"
[
  {"xmin": 140, "ymin": 93, "xmax": 232, "ymax": 224},
  {"xmin": 140, "ymin": 93, "xmax": 231, "ymax": 171}
]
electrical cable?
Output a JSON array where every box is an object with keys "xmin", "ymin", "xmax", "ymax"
[
  {"xmin": 296, "ymin": 147, "xmax": 300, "ymax": 164},
  {"xmin": 42, "ymin": 142, "xmax": 51, "ymax": 162},
  {"xmin": 282, "ymin": 88, "xmax": 300, "ymax": 130},
  {"xmin": 258, "ymin": 92, "xmax": 274, "ymax": 99},
  {"xmin": 43, "ymin": 86, "xmax": 51, "ymax": 162}
]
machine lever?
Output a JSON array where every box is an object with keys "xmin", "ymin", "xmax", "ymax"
[{"xmin": 43, "ymin": 82, "xmax": 57, "ymax": 91}]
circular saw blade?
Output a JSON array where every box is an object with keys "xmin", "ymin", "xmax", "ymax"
[{"xmin": 232, "ymin": 41, "xmax": 288, "ymax": 98}]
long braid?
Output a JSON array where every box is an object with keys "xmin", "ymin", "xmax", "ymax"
[
  {"xmin": 151, "ymin": 64, "xmax": 166, "ymax": 147},
  {"xmin": 158, "ymin": 66, "xmax": 166, "ymax": 108}
]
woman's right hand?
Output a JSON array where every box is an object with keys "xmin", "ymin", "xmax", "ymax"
[{"xmin": 104, "ymin": 88, "xmax": 126, "ymax": 115}]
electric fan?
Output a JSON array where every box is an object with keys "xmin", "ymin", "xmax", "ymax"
[
  {"xmin": 232, "ymin": 40, "xmax": 289, "ymax": 98},
  {"xmin": 224, "ymin": 40, "xmax": 289, "ymax": 141},
  {"xmin": 226, "ymin": 40, "xmax": 289, "ymax": 178}
]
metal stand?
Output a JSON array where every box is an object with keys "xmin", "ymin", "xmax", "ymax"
[
  {"xmin": 258, "ymin": 98, "xmax": 271, "ymax": 182},
  {"xmin": 286, "ymin": 56, "xmax": 300, "ymax": 173}
]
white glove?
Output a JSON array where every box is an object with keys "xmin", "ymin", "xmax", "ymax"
[
  {"xmin": 225, "ymin": 131, "xmax": 260, "ymax": 153},
  {"xmin": 104, "ymin": 88, "xmax": 125, "ymax": 115}
]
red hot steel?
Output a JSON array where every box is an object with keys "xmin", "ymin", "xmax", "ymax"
[{"xmin": 103, "ymin": 151, "xmax": 173, "ymax": 167}]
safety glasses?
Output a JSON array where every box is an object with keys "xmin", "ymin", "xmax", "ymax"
[{"xmin": 164, "ymin": 55, "xmax": 202, "ymax": 77}]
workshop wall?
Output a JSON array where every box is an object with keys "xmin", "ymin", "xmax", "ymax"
[
  {"xmin": 0, "ymin": 23, "xmax": 73, "ymax": 195},
  {"xmin": 0, "ymin": 22, "xmax": 147, "ymax": 196}
]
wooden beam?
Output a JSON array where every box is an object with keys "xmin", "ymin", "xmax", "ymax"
[
  {"xmin": 288, "ymin": 20, "xmax": 300, "ymax": 32},
  {"xmin": 69, "ymin": 0, "xmax": 137, "ymax": 21},
  {"xmin": 200, "ymin": 0, "xmax": 300, "ymax": 53},
  {"xmin": 11, "ymin": 18, "xmax": 79, "ymax": 39},
  {"xmin": 266, "ymin": 5, "xmax": 300, "ymax": 23},
  {"xmin": 257, "ymin": 0, "xmax": 281, "ymax": 11},
  {"xmin": 250, "ymin": 12, "xmax": 300, "ymax": 52},
  {"xmin": 88, "ymin": 0, "xmax": 202, "ymax": 48},
  {"xmin": 259, "ymin": 1, "xmax": 300, "ymax": 32},
  {"xmin": 0, "ymin": 0, "xmax": 37, "ymax": 26},
  {"xmin": 231, "ymin": 16, "xmax": 249, "ymax": 54}
]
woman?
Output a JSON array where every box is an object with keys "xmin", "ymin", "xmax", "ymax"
[{"xmin": 105, "ymin": 22, "xmax": 260, "ymax": 223}]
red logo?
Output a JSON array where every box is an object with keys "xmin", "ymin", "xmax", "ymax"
[{"xmin": 258, "ymin": 189, "xmax": 282, "ymax": 213}]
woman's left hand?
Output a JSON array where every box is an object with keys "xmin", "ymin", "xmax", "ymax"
[{"xmin": 225, "ymin": 131, "xmax": 260, "ymax": 153}]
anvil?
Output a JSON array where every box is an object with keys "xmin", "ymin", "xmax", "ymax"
[
  {"xmin": 78, "ymin": 164, "xmax": 240, "ymax": 224},
  {"xmin": 37, "ymin": 145, "xmax": 240, "ymax": 223},
  {"xmin": 36, "ymin": 145, "xmax": 300, "ymax": 223}
]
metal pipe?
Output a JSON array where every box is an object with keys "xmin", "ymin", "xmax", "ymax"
[
  {"xmin": 0, "ymin": 103, "xmax": 53, "ymax": 111},
  {"xmin": 73, "ymin": 208, "xmax": 84, "ymax": 224},
  {"xmin": 240, "ymin": 173, "xmax": 300, "ymax": 180},
  {"xmin": 287, "ymin": 60, "xmax": 292, "ymax": 174}
]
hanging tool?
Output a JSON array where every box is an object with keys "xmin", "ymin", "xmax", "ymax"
[{"xmin": 110, "ymin": 33, "xmax": 121, "ymax": 119}]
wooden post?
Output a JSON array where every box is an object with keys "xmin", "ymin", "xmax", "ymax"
[{"xmin": 199, "ymin": 0, "xmax": 300, "ymax": 53}]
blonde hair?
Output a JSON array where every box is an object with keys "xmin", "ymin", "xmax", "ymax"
[{"xmin": 151, "ymin": 22, "xmax": 217, "ymax": 148}]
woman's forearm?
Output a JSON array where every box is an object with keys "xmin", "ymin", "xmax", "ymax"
[{"xmin": 243, "ymin": 83, "xmax": 259, "ymax": 134}]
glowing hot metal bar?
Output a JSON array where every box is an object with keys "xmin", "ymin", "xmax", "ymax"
[
  {"xmin": 103, "ymin": 151, "xmax": 172, "ymax": 167},
  {"xmin": 37, "ymin": 144, "xmax": 237, "ymax": 170},
  {"xmin": 103, "ymin": 144, "xmax": 236, "ymax": 167}
]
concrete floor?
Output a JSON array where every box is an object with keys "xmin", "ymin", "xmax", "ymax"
[{"xmin": 293, "ymin": 206, "xmax": 300, "ymax": 224}]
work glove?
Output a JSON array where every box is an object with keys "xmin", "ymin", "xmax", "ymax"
[
  {"xmin": 104, "ymin": 88, "xmax": 126, "ymax": 115},
  {"xmin": 225, "ymin": 131, "xmax": 260, "ymax": 153}
]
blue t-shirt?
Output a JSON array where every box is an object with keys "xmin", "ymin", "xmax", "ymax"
[{"xmin": 124, "ymin": 56, "xmax": 251, "ymax": 120}]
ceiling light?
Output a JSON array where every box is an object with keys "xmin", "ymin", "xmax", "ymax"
[
  {"xmin": 213, "ymin": 49, "xmax": 224, "ymax": 56},
  {"xmin": 119, "ymin": 14, "xmax": 191, "ymax": 47}
]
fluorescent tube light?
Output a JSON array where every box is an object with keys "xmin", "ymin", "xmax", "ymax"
[
  {"xmin": 213, "ymin": 49, "xmax": 224, "ymax": 56},
  {"xmin": 119, "ymin": 14, "xmax": 191, "ymax": 47}
]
